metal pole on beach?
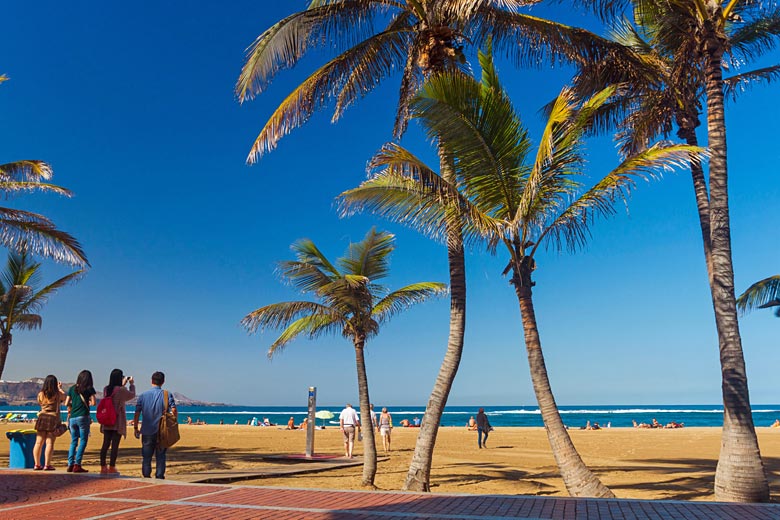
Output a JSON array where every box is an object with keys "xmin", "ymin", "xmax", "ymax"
[{"xmin": 305, "ymin": 386, "xmax": 316, "ymax": 457}]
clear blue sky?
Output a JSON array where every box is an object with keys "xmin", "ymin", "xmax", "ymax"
[{"xmin": 1, "ymin": 1, "xmax": 777, "ymax": 406}]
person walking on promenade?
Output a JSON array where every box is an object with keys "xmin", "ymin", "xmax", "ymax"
[
  {"xmin": 339, "ymin": 403, "xmax": 360, "ymax": 458},
  {"xmin": 33, "ymin": 374, "xmax": 66, "ymax": 470},
  {"xmin": 377, "ymin": 407, "xmax": 393, "ymax": 454},
  {"xmin": 476, "ymin": 408, "xmax": 492, "ymax": 449},
  {"xmin": 133, "ymin": 371, "xmax": 176, "ymax": 479},
  {"xmin": 64, "ymin": 370, "xmax": 96, "ymax": 472},
  {"xmin": 99, "ymin": 369, "xmax": 135, "ymax": 475}
]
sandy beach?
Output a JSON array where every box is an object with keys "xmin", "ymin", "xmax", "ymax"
[{"xmin": 1, "ymin": 423, "xmax": 778, "ymax": 501}]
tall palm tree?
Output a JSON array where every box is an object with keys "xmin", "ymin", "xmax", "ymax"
[
  {"xmin": 0, "ymin": 249, "xmax": 84, "ymax": 380},
  {"xmin": 236, "ymin": 0, "xmax": 613, "ymax": 491},
  {"xmin": 565, "ymin": 0, "xmax": 780, "ymax": 501},
  {"xmin": 0, "ymin": 76, "xmax": 88, "ymax": 267},
  {"xmin": 341, "ymin": 50, "xmax": 698, "ymax": 496},
  {"xmin": 241, "ymin": 228, "xmax": 446, "ymax": 487},
  {"xmin": 738, "ymin": 276, "xmax": 780, "ymax": 317}
]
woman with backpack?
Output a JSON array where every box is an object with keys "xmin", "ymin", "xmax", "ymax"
[
  {"xmin": 98, "ymin": 368, "xmax": 135, "ymax": 475},
  {"xmin": 64, "ymin": 370, "xmax": 97, "ymax": 473},
  {"xmin": 33, "ymin": 374, "xmax": 67, "ymax": 470}
]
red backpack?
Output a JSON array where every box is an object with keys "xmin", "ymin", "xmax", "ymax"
[{"xmin": 96, "ymin": 388, "xmax": 117, "ymax": 426}]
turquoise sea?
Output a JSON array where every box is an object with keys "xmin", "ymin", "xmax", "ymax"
[{"xmin": 2, "ymin": 404, "xmax": 779, "ymax": 428}]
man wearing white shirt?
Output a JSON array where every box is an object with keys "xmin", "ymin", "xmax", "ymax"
[{"xmin": 339, "ymin": 403, "xmax": 361, "ymax": 458}]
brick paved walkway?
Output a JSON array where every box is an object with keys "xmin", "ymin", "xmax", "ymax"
[{"xmin": 1, "ymin": 470, "xmax": 779, "ymax": 519}]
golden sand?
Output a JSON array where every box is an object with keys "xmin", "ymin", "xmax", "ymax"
[{"xmin": 2, "ymin": 424, "xmax": 778, "ymax": 501}]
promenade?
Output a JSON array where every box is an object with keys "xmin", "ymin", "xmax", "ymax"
[{"xmin": 1, "ymin": 470, "xmax": 779, "ymax": 519}]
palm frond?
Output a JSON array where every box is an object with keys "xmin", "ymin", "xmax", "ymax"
[
  {"xmin": 18, "ymin": 269, "xmax": 85, "ymax": 315},
  {"xmin": 245, "ymin": 29, "xmax": 409, "ymax": 163},
  {"xmin": 0, "ymin": 208, "xmax": 89, "ymax": 266},
  {"xmin": 340, "ymin": 227, "xmax": 395, "ymax": 280},
  {"xmin": 727, "ymin": 9, "xmax": 780, "ymax": 63},
  {"xmin": 0, "ymin": 161, "xmax": 55, "ymax": 182},
  {"xmin": 278, "ymin": 260, "xmax": 338, "ymax": 295},
  {"xmin": 372, "ymin": 281, "xmax": 447, "ymax": 322},
  {"xmin": 536, "ymin": 143, "xmax": 701, "ymax": 254},
  {"xmin": 724, "ymin": 65, "xmax": 780, "ymax": 100},
  {"xmin": 268, "ymin": 313, "xmax": 345, "ymax": 358},
  {"xmin": 241, "ymin": 300, "xmax": 342, "ymax": 334},
  {"xmin": 236, "ymin": 1, "xmax": 385, "ymax": 102},
  {"xmin": 290, "ymin": 238, "xmax": 342, "ymax": 278},
  {"xmin": 737, "ymin": 275, "xmax": 780, "ymax": 315},
  {"xmin": 10, "ymin": 314, "xmax": 42, "ymax": 331},
  {"xmin": 0, "ymin": 181, "xmax": 74, "ymax": 198}
]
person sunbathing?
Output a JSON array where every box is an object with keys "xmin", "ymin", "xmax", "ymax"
[
  {"xmin": 651, "ymin": 418, "xmax": 662, "ymax": 428},
  {"xmin": 772, "ymin": 419, "xmax": 780, "ymax": 428},
  {"xmin": 287, "ymin": 417, "xmax": 297, "ymax": 430},
  {"xmin": 632, "ymin": 419, "xmax": 651, "ymax": 429},
  {"xmin": 466, "ymin": 416, "xmax": 477, "ymax": 430},
  {"xmin": 399, "ymin": 419, "xmax": 410, "ymax": 427}
]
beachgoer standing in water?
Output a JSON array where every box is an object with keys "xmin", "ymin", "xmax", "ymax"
[
  {"xmin": 133, "ymin": 371, "xmax": 176, "ymax": 479},
  {"xmin": 64, "ymin": 370, "xmax": 96, "ymax": 472},
  {"xmin": 339, "ymin": 403, "xmax": 360, "ymax": 458},
  {"xmin": 99, "ymin": 369, "xmax": 135, "ymax": 475},
  {"xmin": 476, "ymin": 408, "xmax": 491, "ymax": 449},
  {"xmin": 33, "ymin": 374, "xmax": 66, "ymax": 470}
]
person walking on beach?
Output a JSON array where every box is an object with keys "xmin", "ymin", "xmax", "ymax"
[
  {"xmin": 377, "ymin": 407, "xmax": 393, "ymax": 454},
  {"xmin": 64, "ymin": 370, "xmax": 96, "ymax": 473},
  {"xmin": 33, "ymin": 374, "xmax": 66, "ymax": 470},
  {"xmin": 339, "ymin": 403, "xmax": 360, "ymax": 458},
  {"xmin": 99, "ymin": 369, "xmax": 135, "ymax": 475},
  {"xmin": 133, "ymin": 371, "xmax": 176, "ymax": 479},
  {"xmin": 476, "ymin": 408, "xmax": 491, "ymax": 449}
]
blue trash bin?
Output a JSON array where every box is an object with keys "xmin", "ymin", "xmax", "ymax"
[{"xmin": 6, "ymin": 429, "xmax": 42, "ymax": 468}]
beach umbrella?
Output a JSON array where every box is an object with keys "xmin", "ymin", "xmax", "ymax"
[{"xmin": 315, "ymin": 410, "xmax": 334, "ymax": 427}]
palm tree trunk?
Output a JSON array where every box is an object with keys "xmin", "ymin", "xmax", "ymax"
[
  {"xmin": 403, "ymin": 153, "xmax": 467, "ymax": 492},
  {"xmin": 353, "ymin": 337, "xmax": 378, "ymax": 487},
  {"xmin": 512, "ymin": 263, "xmax": 613, "ymax": 498},
  {"xmin": 702, "ymin": 23, "xmax": 769, "ymax": 502},
  {"xmin": 0, "ymin": 334, "xmax": 10, "ymax": 381},
  {"xmin": 677, "ymin": 123, "xmax": 713, "ymax": 279}
]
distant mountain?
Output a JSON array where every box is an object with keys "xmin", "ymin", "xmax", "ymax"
[{"xmin": 0, "ymin": 379, "xmax": 225, "ymax": 406}]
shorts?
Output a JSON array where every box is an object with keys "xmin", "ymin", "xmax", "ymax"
[
  {"xmin": 342, "ymin": 425, "xmax": 356, "ymax": 443},
  {"xmin": 380, "ymin": 425, "xmax": 391, "ymax": 437}
]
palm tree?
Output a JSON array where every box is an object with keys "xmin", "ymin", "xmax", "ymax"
[
  {"xmin": 341, "ymin": 50, "xmax": 698, "ymax": 496},
  {"xmin": 564, "ymin": 0, "xmax": 780, "ymax": 501},
  {"xmin": 0, "ymin": 249, "xmax": 84, "ymax": 380},
  {"xmin": 738, "ymin": 276, "xmax": 780, "ymax": 317},
  {"xmin": 0, "ymin": 76, "xmax": 88, "ymax": 267},
  {"xmin": 237, "ymin": 0, "xmax": 615, "ymax": 491},
  {"xmin": 241, "ymin": 228, "xmax": 446, "ymax": 487}
]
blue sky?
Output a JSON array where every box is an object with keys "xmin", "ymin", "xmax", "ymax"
[{"xmin": 1, "ymin": 1, "xmax": 777, "ymax": 407}]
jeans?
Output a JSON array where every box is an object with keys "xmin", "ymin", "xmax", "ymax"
[
  {"xmin": 68, "ymin": 415, "xmax": 91, "ymax": 466},
  {"xmin": 141, "ymin": 434, "xmax": 167, "ymax": 478},
  {"xmin": 478, "ymin": 427, "xmax": 489, "ymax": 448}
]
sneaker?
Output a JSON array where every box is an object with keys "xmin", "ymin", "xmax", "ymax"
[
  {"xmin": 73, "ymin": 464, "xmax": 88, "ymax": 473},
  {"xmin": 107, "ymin": 466, "xmax": 120, "ymax": 476},
  {"xmin": 100, "ymin": 466, "xmax": 108, "ymax": 475},
  {"xmin": 66, "ymin": 465, "xmax": 74, "ymax": 473}
]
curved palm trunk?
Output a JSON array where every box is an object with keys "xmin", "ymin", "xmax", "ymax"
[
  {"xmin": 677, "ymin": 123, "xmax": 713, "ymax": 279},
  {"xmin": 0, "ymin": 333, "xmax": 10, "ymax": 381},
  {"xmin": 404, "ymin": 218, "xmax": 466, "ymax": 491},
  {"xmin": 513, "ymin": 272, "xmax": 613, "ymax": 498},
  {"xmin": 353, "ymin": 337, "xmax": 378, "ymax": 487},
  {"xmin": 702, "ymin": 26, "xmax": 769, "ymax": 502},
  {"xmin": 404, "ymin": 153, "xmax": 467, "ymax": 492}
]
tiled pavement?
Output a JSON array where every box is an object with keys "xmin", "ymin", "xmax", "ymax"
[{"xmin": 1, "ymin": 470, "xmax": 779, "ymax": 519}]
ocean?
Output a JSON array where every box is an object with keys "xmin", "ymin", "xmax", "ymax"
[{"xmin": 2, "ymin": 404, "xmax": 779, "ymax": 428}]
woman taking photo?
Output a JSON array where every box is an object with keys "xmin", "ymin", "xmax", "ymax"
[
  {"xmin": 99, "ymin": 368, "xmax": 135, "ymax": 475},
  {"xmin": 64, "ymin": 370, "xmax": 96, "ymax": 473},
  {"xmin": 33, "ymin": 374, "xmax": 66, "ymax": 470}
]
